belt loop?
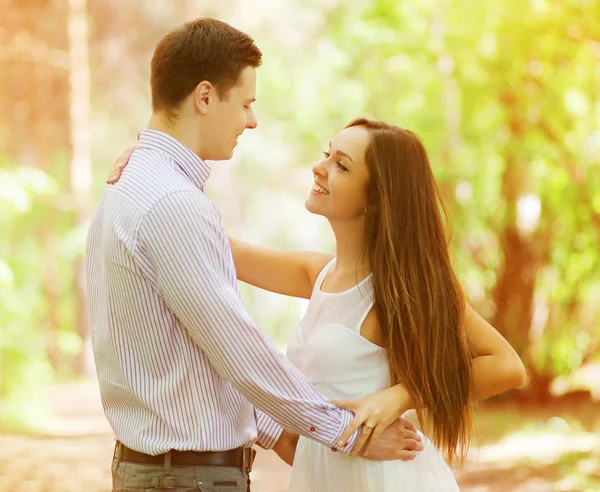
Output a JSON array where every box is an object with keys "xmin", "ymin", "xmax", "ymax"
[
  {"xmin": 115, "ymin": 441, "xmax": 123, "ymax": 460},
  {"xmin": 164, "ymin": 450, "xmax": 172, "ymax": 473}
]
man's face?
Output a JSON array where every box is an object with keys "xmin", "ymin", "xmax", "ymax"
[{"xmin": 202, "ymin": 66, "xmax": 257, "ymax": 161}]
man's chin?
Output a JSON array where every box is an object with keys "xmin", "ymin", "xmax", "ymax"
[{"xmin": 208, "ymin": 150, "xmax": 235, "ymax": 161}]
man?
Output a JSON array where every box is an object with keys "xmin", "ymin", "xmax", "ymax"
[{"xmin": 87, "ymin": 18, "xmax": 421, "ymax": 491}]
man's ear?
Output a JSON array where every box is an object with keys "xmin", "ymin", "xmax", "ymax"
[{"xmin": 194, "ymin": 81, "xmax": 213, "ymax": 115}]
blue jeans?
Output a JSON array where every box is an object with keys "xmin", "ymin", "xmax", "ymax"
[{"xmin": 112, "ymin": 444, "xmax": 251, "ymax": 491}]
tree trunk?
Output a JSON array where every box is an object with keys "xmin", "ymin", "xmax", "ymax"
[
  {"xmin": 491, "ymin": 88, "xmax": 537, "ymax": 362},
  {"xmin": 491, "ymin": 225, "xmax": 537, "ymax": 359},
  {"xmin": 68, "ymin": 0, "xmax": 92, "ymax": 376}
]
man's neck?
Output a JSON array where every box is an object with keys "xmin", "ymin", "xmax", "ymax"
[{"xmin": 147, "ymin": 112, "xmax": 204, "ymax": 158}]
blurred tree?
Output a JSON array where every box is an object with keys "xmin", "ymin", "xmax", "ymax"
[
  {"xmin": 1, "ymin": 0, "xmax": 599, "ymax": 428},
  {"xmin": 68, "ymin": 0, "xmax": 92, "ymax": 375},
  {"xmin": 237, "ymin": 0, "xmax": 600, "ymax": 400},
  {"xmin": 0, "ymin": 0, "xmax": 71, "ymax": 383}
]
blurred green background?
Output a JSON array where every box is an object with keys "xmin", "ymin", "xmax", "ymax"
[{"xmin": 0, "ymin": 0, "xmax": 599, "ymax": 490}]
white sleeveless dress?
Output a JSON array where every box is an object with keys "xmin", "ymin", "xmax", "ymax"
[{"xmin": 286, "ymin": 259, "xmax": 460, "ymax": 492}]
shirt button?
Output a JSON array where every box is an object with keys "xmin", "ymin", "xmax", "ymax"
[
  {"xmin": 331, "ymin": 447, "xmax": 338, "ymax": 452},
  {"xmin": 310, "ymin": 426, "xmax": 316, "ymax": 432}
]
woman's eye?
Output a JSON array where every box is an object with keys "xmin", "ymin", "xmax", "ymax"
[{"xmin": 323, "ymin": 151, "xmax": 347, "ymax": 171}]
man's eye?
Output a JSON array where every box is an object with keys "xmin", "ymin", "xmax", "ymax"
[{"xmin": 322, "ymin": 151, "xmax": 330, "ymax": 158}]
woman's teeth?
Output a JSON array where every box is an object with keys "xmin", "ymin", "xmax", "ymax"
[{"xmin": 312, "ymin": 184, "xmax": 330, "ymax": 195}]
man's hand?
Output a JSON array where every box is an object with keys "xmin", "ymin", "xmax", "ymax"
[
  {"xmin": 272, "ymin": 430, "xmax": 299, "ymax": 466},
  {"xmin": 360, "ymin": 418, "xmax": 424, "ymax": 461}
]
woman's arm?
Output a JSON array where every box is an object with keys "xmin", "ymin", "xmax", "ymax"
[
  {"xmin": 105, "ymin": 148, "xmax": 334, "ymax": 299},
  {"xmin": 465, "ymin": 303, "xmax": 526, "ymax": 399},
  {"xmin": 333, "ymin": 303, "xmax": 526, "ymax": 456},
  {"xmin": 229, "ymin": 237, "xmax": 332, "ymax": 299}
]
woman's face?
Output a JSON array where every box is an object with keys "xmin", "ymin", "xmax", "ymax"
[{"xmin": 305, "ymin": 125, "xmax": 371, "ymax": 221}]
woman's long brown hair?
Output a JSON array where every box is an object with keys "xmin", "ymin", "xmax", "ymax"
[{"xmin": 348, "ymin": 118, "xmax": 473, "ymax": 464}]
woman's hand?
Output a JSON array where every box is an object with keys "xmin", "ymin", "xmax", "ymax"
[
  {"xmin": 106, "ymin": 133, "xmax": 140, "ymax": 184},
  {"xmin": 331, "ymin": 383, "xmax": 415, "ymax": 457},
  {"xmin": 106, "ymin": 145, "xmax": 135, "ymax": 184}
]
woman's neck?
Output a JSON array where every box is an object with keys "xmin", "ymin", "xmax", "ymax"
[{"xmin": 329, "ymin": 218, "xmax": 370, "ymax": 278}]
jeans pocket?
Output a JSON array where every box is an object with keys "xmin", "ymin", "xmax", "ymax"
[{"xmin": 114, "ymin": 462, "xmax": 201, "ymax": 491}]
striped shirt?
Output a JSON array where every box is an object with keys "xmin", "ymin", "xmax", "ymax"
[{"xmin": 85, "ymin": 129, "xmax": 357, "ymax": 455}]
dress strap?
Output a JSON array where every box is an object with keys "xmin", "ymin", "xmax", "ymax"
[
  {"xmin": 312, "ymin": 258, "xmax": 336, "ymax": 294},
  {"xmin": 354, "ymin": 299, "xmax": 375, "ymax": 334}
]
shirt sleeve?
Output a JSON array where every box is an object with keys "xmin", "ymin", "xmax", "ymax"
[
  {"xmin": 137, "ymin": 190, "xmax": 357, "ymax": 453},
  {"xmin": 255, "ymin": 409, "xmax": 284, "ymax": 450}
]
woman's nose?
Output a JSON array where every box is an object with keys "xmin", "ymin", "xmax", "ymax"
[{"xmin": 312, "ymin": 160, "xmax": 327, "ymax": 178}]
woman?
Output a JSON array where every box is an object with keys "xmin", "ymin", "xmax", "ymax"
[{"xmin": 108, "ymin": 118, "xmax": 525, "ymax": 491}]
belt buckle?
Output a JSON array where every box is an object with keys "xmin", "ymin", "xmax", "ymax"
[{"xmin": 158, "ymin": 477, "xmax": 176, "ymax": 489}]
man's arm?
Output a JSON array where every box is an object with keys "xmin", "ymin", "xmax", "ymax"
[
  {"xmin": 256, "ymin": 409, "xmax": 300, "ymax": 466},
  {"xmin": 272, "ymin": 430, "xmax": 300, "ymax": 466},
  {"xmin": 255, "ymin": 409, "xmax": 284, "ymax": 449},
  {"xmin": 138, "ymin": 190, "xmax": 357, "ymax": 452}
]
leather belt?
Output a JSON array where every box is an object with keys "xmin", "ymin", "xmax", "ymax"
[{"xmin": 116, "ymin": 442, "xmax": 256, "ymax": 471}]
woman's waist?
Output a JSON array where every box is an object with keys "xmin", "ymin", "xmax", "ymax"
[{"xmin": 309, "ymin": 378, "xmax": 390, "ymax": 401}]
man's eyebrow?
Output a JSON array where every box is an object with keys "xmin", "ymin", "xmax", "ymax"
[{"xmin": 328, "ymin": 141, "xmax": 354, "ymax": 164}]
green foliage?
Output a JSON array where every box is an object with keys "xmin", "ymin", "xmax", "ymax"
[
  {"xmin": 246, "ymin": 0, "xmax": 600, "ymax": 385},
  {"xmin": 1, "ymin": 0, "xmax": 599, "ymax": 427},
  {"xmin": 0, "ymin": 161, "xmax": 80, "ymax": 428}
]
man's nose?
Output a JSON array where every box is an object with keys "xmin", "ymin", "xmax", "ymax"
[{"xmin": 246, "ymin": 111, "xmax": 257, "ymax": 129}]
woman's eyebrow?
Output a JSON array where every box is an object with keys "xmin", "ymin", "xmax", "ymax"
[{"xmin": 328, "ymin": 142, "xmax": 355, "ymax": 163}]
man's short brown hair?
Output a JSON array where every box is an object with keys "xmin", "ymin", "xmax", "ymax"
[{"xmin": 150, "ymin": 18, "xmax": 262, "ymax": 116}]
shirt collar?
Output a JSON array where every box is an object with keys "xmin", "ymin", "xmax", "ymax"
[{"xmin": 137, "ymin": 129, "xmax": 211, "ymax": 190}]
